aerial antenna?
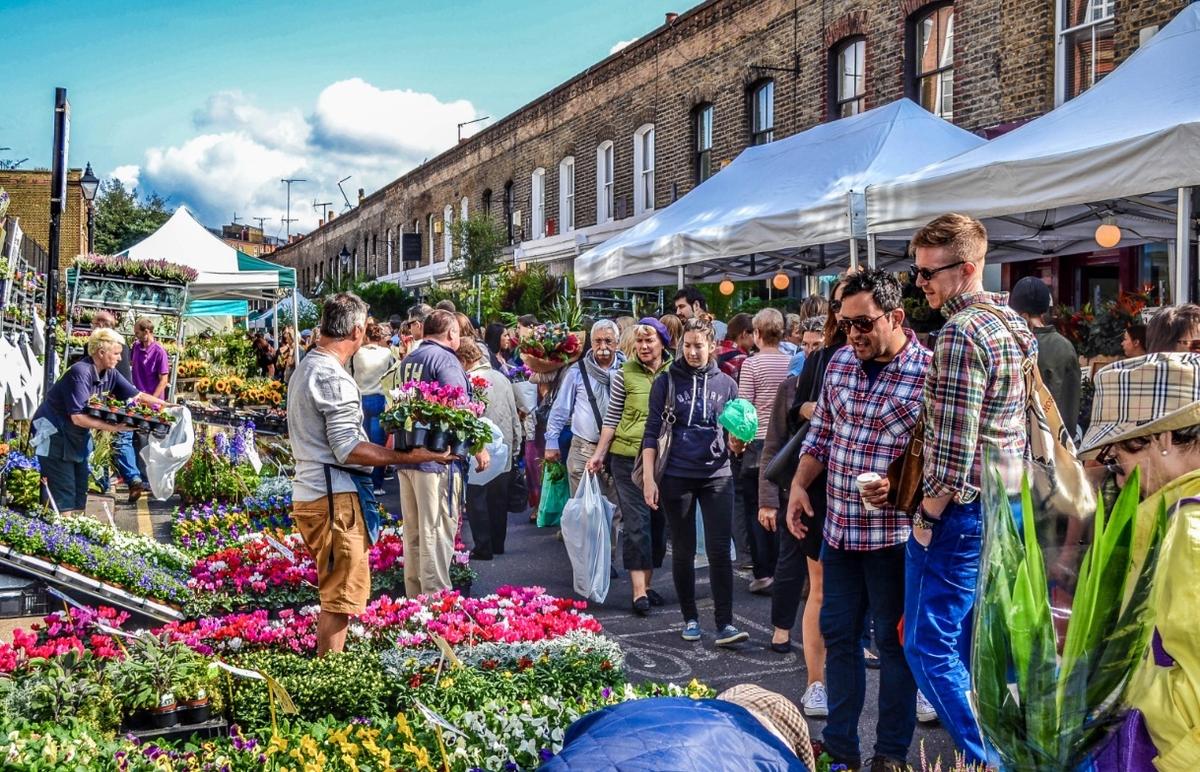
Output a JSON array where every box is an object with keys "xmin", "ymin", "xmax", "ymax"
[
  {"xmin": 232, "ymin": 212, "xmax": 242, "ymax": 224},
  {"xmin": 457, "ymin": 116, "xmax": 490, "ymax": 142},
  {"xmin": 252, "ymin": 216, "xmax": 270, "ymax": 232},
  {"xmin": 281, "ymin": 178, "xmax": 306, "ymax": 240},
  {"xmin": 314, "ymin": 200, "xmax": 333, "ymax": 222},
  {"xmin": 337, "ymin": 176, "xmax": 353, "ymax": 211}
]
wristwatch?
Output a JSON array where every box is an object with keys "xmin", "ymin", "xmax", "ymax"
[{"xmin": 912, "ymin": 505, "xmax": 938, "ymax": 531}]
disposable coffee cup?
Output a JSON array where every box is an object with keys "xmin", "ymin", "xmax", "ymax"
[{"xmin": 857, "ymin": 472, "xmax": 882, "ymax": 512}]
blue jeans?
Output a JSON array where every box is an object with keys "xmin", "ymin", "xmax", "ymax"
[
  {"xmin": 361, "ymin": 394, "xmax": 387, "ymax": 488},
  {"xmin": 111, "ymin": 430, "xmax": 143, "ymax": 486},
  {"xmin": 904, "ymin": 500, "xmax": 988, "ymax": 765},
  {"xmin": 821, "ymin": 542, "xmax": 915, "ymax": 764}
]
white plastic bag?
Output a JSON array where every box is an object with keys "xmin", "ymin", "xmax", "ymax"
[
  {"xmin": 469, "ymin": 417, "xmax": 509, "ymax": 486},
  {"xmin": 30, "ymin": 417, "xmax": 57, "ymax": 457},
  {"xmin": 560, "ymin": 471, "xmax": 613, "ymax": 603},
  {"xmin": 512, "ymin": 381, "xmax": 538, "ymax": 414},
  {"xmin": 140, "ymin": 406, "xmax": 195, "ymax": 501}
]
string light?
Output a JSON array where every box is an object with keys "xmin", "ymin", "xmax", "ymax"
[
  {"xmin": 771, "ymin": 270, "xmax": 790, "ymax": 291},
  {"xmin": 1095, "ymin": 216, "xmax": 1121, "ymax": 249},
  {"xmin": 719, "ymin": 276, "xmax": 735, "ymax": 295}
]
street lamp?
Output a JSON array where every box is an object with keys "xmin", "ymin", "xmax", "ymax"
[
  {"xmin": 339, "ymin": 246, "xmax": 351, "ymax": 282},
  {"xmin": 80, "ymin": 162, "xmax": 100, "ymax": 254}
]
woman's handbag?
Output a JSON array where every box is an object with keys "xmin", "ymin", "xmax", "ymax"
[
  {"xmin": 764, "ymin": 422, "xmax": 809, "ymax": 487},
  {"xmin": 632, "ymin": 376, "xmax": 675, "ymax": 491}
]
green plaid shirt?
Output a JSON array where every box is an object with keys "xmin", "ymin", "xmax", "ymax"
[{"xmin": 923, "ymin": 291, "xmax": 1035, "ymax": 502}]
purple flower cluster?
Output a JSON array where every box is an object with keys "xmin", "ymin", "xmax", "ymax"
[{"xmin": 2, "ymin": 451, "xmax": 40, "ymax": 474}]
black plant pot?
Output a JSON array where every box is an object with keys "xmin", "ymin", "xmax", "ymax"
[
  {"xmin": 149, "ymin": 705, "xmax": 179, "ymax": 729},
  {"xmin": 86, "ymin": 407, "xmax": 103, "ymax": 418},
  {"xmin": 393, "ymin": 428, "xmax": 412, "ymax": 452},
  {"xmin": 152, "ymin": 424, "xmax": 170, "ymax": 439},
  {"xmin": 449, "ymin": 435, "xmax": 471, "ymax": 458},
  {"xmin": 136, "ymin": 419, "xmax": 151, "ymax": 431},
  {"xmin": 123, "ymin": 414, "xmax": 138, "ymax": 426},
  {"xmin": 425, "ymin": 428, "xmax": 449, "ymax": 453},
  {"xmin": 408, "ymin": 423, "xmax": 429, "ymax": 449},
  {"xmin": 124, "ymin": 709, "xmax": 153, "ymax": 731},
  {"xmin": 177, "ymin": 700, "xmax": 211, "ymax": 724}
]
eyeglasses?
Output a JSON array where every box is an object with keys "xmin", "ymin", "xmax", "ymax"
[
  {"xmin": 836, "ymin": 313, "xmax": 886, "ymax": 335},
  {"xmin": 1096, "ymin": 436, "xmax": 1152, "ymax": 465},
  {"xmin": 1178, "ymin": 339, "xmax": 1200, "ymax": 353},
  {"xmin": 910, "ymin": 261, "xmax": 966, "ymax": 282}
]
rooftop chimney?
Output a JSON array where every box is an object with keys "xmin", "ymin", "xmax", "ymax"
[
  {"xmin": 358, "ymin": 188, "xmax": 365, "ymax": 205},
  {"xmin": 666, "ymin": 12, "xmax": 678, "ymax": 24}
]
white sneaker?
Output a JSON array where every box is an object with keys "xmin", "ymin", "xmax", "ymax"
[
  {"xmin": 916, "ymin": 690, "xmax": 938, "ymax": 723},
  {"xmin": 801, "ymin": 681, "xmax": 828, "ymax": 718}
]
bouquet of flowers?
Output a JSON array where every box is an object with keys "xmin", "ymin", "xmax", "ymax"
[{"xmin": 519, "ymin": 323, "xmax": 582, "ymax": 373}]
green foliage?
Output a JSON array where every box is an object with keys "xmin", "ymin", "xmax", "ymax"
[
  {"xmin": 176, "ymin": 432, "xmax": 259, "ymax": 505},
  {"xmin": 108, "ymin": 632, "xmax": 204, "ymax": 711},
  {"xmin": 451, "ymin": 214, "xmax": 506, "ymax": 280},
  {"xmin": 92, "ymin": 178, "xmax": 173, "ymax": 255},
  {"xmin": 0, "ymin": 651, "xmax": 112, "ymax": 728},
  {"xmin": 226, "ymin": 650, "xmax": 390, "ymax": 729},
  {"xmin": 351, "ymin": 279, "xmax": 414, "ymax": 321},
  {"xmin": 184, "ymin": 331, "xmax": 258, "ymax": 378}
]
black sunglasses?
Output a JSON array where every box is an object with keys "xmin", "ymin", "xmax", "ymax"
[
  {"xmin": 1096, "ymin": 436, "xmax": 1152, "ymax": 464},
  {"xmin": 836, "ymin": 313, "xmax": 887, "ymax": 334},
  {"xmin": 910, "ymin": 260, "xmax": 966, "ymax": 281}
]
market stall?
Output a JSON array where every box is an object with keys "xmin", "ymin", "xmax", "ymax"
[
  {"xmin": 574, "ymin": 98, "xmax": 985, "ymax": 289},
  {"xmin": 865, "ymin": 4, "xmax": 1199, "ymax": 292}
]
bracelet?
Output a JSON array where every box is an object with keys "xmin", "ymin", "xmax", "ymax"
[{"xmin": 912, "ymin": 507, "xmax": 937, "ymax": 531}]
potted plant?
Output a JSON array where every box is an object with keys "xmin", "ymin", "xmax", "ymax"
[
  {"xmin": 111, "ymin": 631, "xmax": 192, "ymax": 729},
  {"xmin": 86, "ymin": 394, "xmax": 105, "ymax": 418},
  {"xmin": 175, "ymin": 661, "xmax": 215, "ymax": 724}
]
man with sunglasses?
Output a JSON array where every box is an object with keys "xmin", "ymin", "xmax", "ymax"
[
  {"xmin": 785, "ymin": 269, "xmax": 930, "ymax": 772},
  {"xmin": 903, "ymin": 213, "xmax": 1035, "ymax": 766}
]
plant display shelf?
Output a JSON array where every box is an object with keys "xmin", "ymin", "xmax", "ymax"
[
  {"xmin": 0, "ymin": 222, "xmax": 46, "ymax": 341},
  {"xmin": 126, "ymin": 717, "xmax": 228, "ymax": 744},
  {"xmin": 0, "ymin": 543, "xmax": 183, "ymax": 622}
]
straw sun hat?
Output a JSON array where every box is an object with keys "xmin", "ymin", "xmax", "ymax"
[{"xmin": 1077, "ymin": 353, "xmax": 1200, "ymax": 460}]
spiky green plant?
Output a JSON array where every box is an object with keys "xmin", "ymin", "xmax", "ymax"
[{"xmin": 973, "ymin": 467, "xmax": 1167, "ymax": 770}]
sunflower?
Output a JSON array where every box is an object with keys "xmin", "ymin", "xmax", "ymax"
[{"xmin": 196, "ymin": 377, "xmax": 211, "ymax": 394}]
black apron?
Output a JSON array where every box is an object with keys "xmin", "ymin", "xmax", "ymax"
[{"xmin": 322, "ymin": 463, "xmax": 383, "ymax": 569}]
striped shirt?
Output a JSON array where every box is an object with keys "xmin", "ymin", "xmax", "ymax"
[
  {"xmin": 923, "ymin": 291, "xmax": 1034, "ymax": 503},
  {"xmin": 801, "ymin": 333, "xmax": 931, "ymax": 551},
  {"xmin": 738, "ymin": 350, "xmax": 792, "ymax": 441}
]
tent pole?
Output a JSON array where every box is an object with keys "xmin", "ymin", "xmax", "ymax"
[
  {"xmin": 849, "ymin": 238, "xmax": 859, "ymax": 270},
  {"xmin": 866, "ymin": 234, "xmax": 877, "ymax": 269},
  {"xmin": 676, "ymin": 265, "xmax": 684, "ymax": 290},
  {"xmin": 291, "ymin": 288, "xmax": 302, "ymax": 364},
  {"xmin": 1179, "ymin": 187, "xmax": 1194, "ymax": 304}
]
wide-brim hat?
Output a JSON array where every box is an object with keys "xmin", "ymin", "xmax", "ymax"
[
  {"xmin": 716, "ymin": 684, "xmax": 814, "ymax": 769},
  {"xmin": 1078, "ymin": 352, "xmax": 1200, "ymax": 459}
]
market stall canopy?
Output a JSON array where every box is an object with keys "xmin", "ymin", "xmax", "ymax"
[
  {"xmin": 117, "ymin": 207, "xmax": 296, "ymax": 316},
  {"xmin": 249, "ymin": 291, "xmax": 315, "ymax": 329},
  {"xmin": 574, "ymin": 99, "xmax": 986, "ymax": 289},
  {"xmin": 866, "ymin": 4, "xmax": 1200, "ymax": 258}
]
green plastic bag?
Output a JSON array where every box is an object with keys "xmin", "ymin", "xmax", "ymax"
[
  {"xmin": 537, "ymin": 460, "xmax": 570, "ymax": 527},
  {"xmin": 719, "ymin": 398, "xmax": 759, "ymax": 443}
]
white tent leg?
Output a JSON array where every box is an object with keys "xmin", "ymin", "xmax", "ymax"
[
  {"xmin": 291, "ymin": 288, "xmax": 302, "ymax": 364},
  {"xmin": 676, "ymin": 265, "xmax": 684, "ymax": 290},
  {"xmin": 1178, "ymin": 187, "xmax": 1193, "ymax": 304},
  {"xmin": 867, "ymin": 234, "xmax": 877, "ymax": 269},
  {"xmin": 849, "ymin": 238, "xmax": 859, "ymax": 270}
]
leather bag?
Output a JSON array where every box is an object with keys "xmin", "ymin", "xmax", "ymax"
[
  {"xmin": 632, "ymin": 375, "xmax": 675, "ymax": 491},
  {"xmin": 886, "ymin": 416, "xmax": 925, "ymax": 514}
]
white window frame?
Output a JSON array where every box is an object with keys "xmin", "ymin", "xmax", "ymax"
[
  {"xmin": 912, "ymin": 4, "xmax": 955, "ymax": 120},
  {"xmin": 386, "ymin": 228, "xmax": 393, "ymax": 274},
  {"xmin": 558, "ymin": 157, "xmax": 575, "ymax": 232},
  {"xmin": 531, "ymin": 167, "xmax": 546, "ymax": 238},
  {"xmin": 834, "ymin": 38, "xmax": 867, "ymax": 117},
  {"xmin": 751, "ymin": 80, "xmax": 774, "ymax": 145},
  {"xmin": 633, "ymin": 124, "xmax": 655, "ymax": 215},
  {"xmin": 443, "ymin": 204, "xmax": 454, "ymax": 261},
  {"xmin": 1055, "ymin": 0, "xmax": 1115, "ymax": 105},
  {"xmin": 428, "ymin": 214, "xmax": 436, "ymax": 265},
  {"xmin": 461, "ymin": 196, "xmax": 468, "ymax": 223},
  {"xmin": 596, "ymin": 141, "xmax": 614, "ymax": 223},
  {"xmin": 696, "ymin": 104, "xmax": 714, "ymax": 183}
]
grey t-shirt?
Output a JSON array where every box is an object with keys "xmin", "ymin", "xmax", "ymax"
[{"xmin": 287, "ymin": 349, "xmax": 371, "ymax": 502}]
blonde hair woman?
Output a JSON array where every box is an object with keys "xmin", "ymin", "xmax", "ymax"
[{"xmin": 32, "ymin": 328, "xmax": 172, "ymax": 514}]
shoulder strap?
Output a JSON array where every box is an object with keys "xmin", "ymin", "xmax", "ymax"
[
  {"xmin": 578, "ymin": 366, "xmax": 602, "ymax": 426},
  {"xmin": 974, "ymin": 303, "xmax": 1034, "ymax": 363}
]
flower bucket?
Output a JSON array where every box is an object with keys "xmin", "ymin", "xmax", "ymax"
[
  {"xmin": 425, "ymin": 427, "xmax": 449, "ymax": 453},
  {"xmin": 523, "ymin": 351, "xmax": 578, "ymax": 374}
]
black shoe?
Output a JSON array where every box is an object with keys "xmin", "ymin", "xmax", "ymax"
[
  {"xmin": 645, "ymin": 589, "xmax": 666, "ymax": 606},
  {"xmin": 127, "ymin": 481, "xmax": 144, "ymax": 505},
  {"xmin": 469, "ymin": 550, "xmax": 493, "ymax": 561},
  {"xmin": 770, "ymin": 640, "xmax": 792, "ymax": 654},
  {"xmin": 632, "ymin": 596, "xmax": 651, "ymax": 616}
]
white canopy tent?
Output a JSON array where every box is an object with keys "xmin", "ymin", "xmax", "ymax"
[
  {"xmin": 574, "ymin": 99, "xmax": 986, "ymax": 289},
  {"xmin": 866, "ymin": 4, "xmax": 1200, "ymax": 291}
]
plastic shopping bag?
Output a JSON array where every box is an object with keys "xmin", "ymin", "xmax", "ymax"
[
  {"xmin": 469, "ymin": 418, "xmax": 509, "ymax": 486},
  {"xmin": 536, "ymin": 460, "xmax": 570, "ymax": 527},
  {"xmin": 140, "ymin": 406, "xmax": 195, "ymax": 501},
  {"xmin": 560, "ymin": 471, "xmax": 614, "ymax": 602}
]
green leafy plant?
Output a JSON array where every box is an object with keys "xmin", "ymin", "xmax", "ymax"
[
  {"xmin": 109, "ymin": 631, "xmax": 201, "ymax": 711},
  {"xmin": 451, "ymin": 214, "xmax": 507, "ymax": 280}
]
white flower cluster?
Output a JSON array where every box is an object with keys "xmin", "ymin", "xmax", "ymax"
[
  {"xmin": 452, "ymin": 694, "xmax": 580, "ymax": 771},
  {"xmin": 379, "ymin": 630, "xmax": 623, "ymax": 675}
]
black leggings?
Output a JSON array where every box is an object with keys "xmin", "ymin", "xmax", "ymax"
[{"xmin": 660, "ymin": 474, "xmax": 735, "ymax": 629}]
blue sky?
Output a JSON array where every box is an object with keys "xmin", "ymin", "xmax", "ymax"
[{"xmin": 0, "ymin": 0, "xmax": 682, "ymax": 235}]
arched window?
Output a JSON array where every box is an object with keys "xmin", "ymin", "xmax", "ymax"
[
  {"xmin": 695, "ymin": 104, "xmax": 714, "ymax": 183},
  {"xmin": 460, "ymin": 196, "xmax": 468, "ymax": 223},
  {"xmin": 558, "ymin": 157, "xmax": 575, "ymax": 232},
  {"xmin": 443, "ymin": 204, "xmax": 454, "ymax": 261},
  {"xmin": 386, "ymin": 228, "xmax": 393, "ymax": 274},
  {"xmin": 633, "ymin": 125, "xmax": 655, "ymax": 215},
  {"xmin": 531, "ymin": 167, "xmax": 546, "ymax": 238},
  {"xmin": 908, "ymin": 3, "xmax": 954, "ymax": 119},
  {"xmin": 428, "ymin": 213, "xmax": 436, "ymax": 265},
  {"xmin": 595, "ymin": 141, "xmax": 614, "ymax": 223},
  {"xmin": 749, "ymin": 80, "xmax": 774, "ymax": 145},
  {"xmin": 503, "ymin": 181, "xmax": 514, "ymax": 244},
  {"xmin": 482, "ymin": 188, "xmax": 493, "ymax": 218},
  {"xmin": 831, "ymin": 38, "xmax": 866, "ymax": 118}
]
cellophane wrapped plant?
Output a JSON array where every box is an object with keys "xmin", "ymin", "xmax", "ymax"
[
  {"xmin": 518, "ymin": 322, "xmax": 581, "ymax": 364},
  {"xmin": 973, "ymin": 465, "xmax": 1168, "ymax": 770}
]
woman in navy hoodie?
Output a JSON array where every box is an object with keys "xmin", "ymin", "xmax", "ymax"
[{"xmin": 641, "ymin": 317, "xmax": 749, "ymax": 648}]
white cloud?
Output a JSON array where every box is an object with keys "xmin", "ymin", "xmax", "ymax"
[
  {"xmin": 110, "ymin": 164, "xmax": 140, "ymax": 190},
  {"xmin": 609, "ymin": 39, "xmax": 637, "ymax": 54},
  {"xmin": 128, "ymin": 80, "xmax": 481, "ymax": 235}
]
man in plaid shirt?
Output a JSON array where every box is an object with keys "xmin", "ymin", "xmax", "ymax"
[
  {"xmin": 786, "ymin": 269, "xmax": 930, "ymax": 771},
  {"xmin": 904, "ymin": 213, "xmax": 1034, "ymax": 766}
]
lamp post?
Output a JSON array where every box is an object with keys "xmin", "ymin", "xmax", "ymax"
[
  {"xmin": 80, "ymin": 162, "xmax": 99, "ymax": 253},
  {"xmin": 339, "ymin": 246, "xmax": 351, "ymax": 284}
]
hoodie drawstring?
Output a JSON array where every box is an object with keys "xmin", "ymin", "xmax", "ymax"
[{"xmin": 688, "ymin": 372, "xmax": 698, "ymax": 426}]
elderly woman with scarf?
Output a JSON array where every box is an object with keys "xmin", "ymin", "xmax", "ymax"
[{"xmin": 547, "ymin": 319, "xmax": 626, "ymax": 563}]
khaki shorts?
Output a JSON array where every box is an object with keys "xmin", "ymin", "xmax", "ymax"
[{"xmin": 293, "ymin": 493, "xmax": 371, "ymax": 615}]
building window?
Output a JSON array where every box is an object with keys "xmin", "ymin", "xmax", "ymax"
[
  {"xmin": 482, "ymin": 188, "xmax": 492, "ymax": 217},
  {"xmin": 596, "ymin": 141, "xmax": 614, "ymax": 223},
  {"xmin": 503, "ymin": 181, "xmax": 514, "ymax": 244},
  {"xmin": 531, "ymin": 168, "xmax": 546, "ymax": 238},
  {"xmin": 750, "ymin": 80, "xmax": 774, "ymax": 145},
  {"xmin": 1057, "ymin": 0, "xmax": 1115, "ymax": 103},
  {"xmin": 386, "ymin": 228, "xmax": 393, "ymax": 274},
  {"xmin": 428, "ymin": 214, "xmax": 436, "ymax": 264},
  {"xmin": 695, "ymin": 104, "xmax": 714, "ymax": 183},
  {"xmin": 832, "ymin": 38, "xmax": 866, "ymax": 118},
  {"xmin": 460, "ymin": 196, "xmax": 468, "ymax": 223},
  {"xmin": 558, "ymin": 157, "xmax": 575, "ymax": 232},
  {"xmin": 443, "ymin": 204, "xmax": 454, "ymax": 261},
  {"xmin": 909, "ymin": 4, "xmax": 954, "ymax": 119},
  {"xmin": 633, "ymin": 125, "xmax": 655, "ymax": 215}
]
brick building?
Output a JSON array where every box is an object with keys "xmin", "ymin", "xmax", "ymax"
[
  {"xmin": 0, "ymin": 168, "xmax": 90, "ymax": 271},
  {"xmin": 271, "ymin": 0, "xmax": 1190, "ymax": 305}
]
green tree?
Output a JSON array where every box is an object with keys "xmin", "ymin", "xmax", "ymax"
[
  {"xmin": 92, "ymin": 179, "xmax": 173, "ymax": 254},
  {"xmin": 450, "ymin": 214, "xmax": 506, "ymax": 279}
]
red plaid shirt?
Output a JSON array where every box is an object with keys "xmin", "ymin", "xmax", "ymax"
[{"xmin": 801, "ymin": 330, "xmax": 931, "ymax": 551}]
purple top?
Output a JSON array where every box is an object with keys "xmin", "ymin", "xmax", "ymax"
[{"xmin": 131, "ymin": 339, "xmax": 169, "ymax": 395}]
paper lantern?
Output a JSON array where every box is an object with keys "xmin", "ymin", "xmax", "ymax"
[
  {"xmin": 1095, "ymin": 218, "xmax": 1121, "ymax": 249},
  {"xmin": 771, "ymin": 270, "xmax": 790, "ymax": 291}
]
